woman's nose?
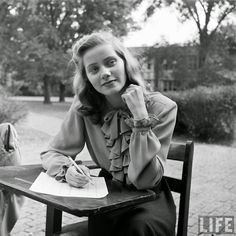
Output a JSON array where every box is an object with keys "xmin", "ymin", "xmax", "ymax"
[{"xmin": 101, "ymin": 67, "xmax": 111, "ymax": 80}]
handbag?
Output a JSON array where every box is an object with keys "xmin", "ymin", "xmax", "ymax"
[{"xmin": 0, "ymin": 123, "xmax": 24, "ymax": 236}]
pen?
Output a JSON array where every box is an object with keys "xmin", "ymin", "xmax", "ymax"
[{"xmin": 68, "ymin": 157, "xmax": 94, "ymax": 184}]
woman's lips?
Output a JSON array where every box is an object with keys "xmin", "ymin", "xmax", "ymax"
[{"xmin": 102, "ymin": 80, "xmax": 115, "ymax": 86}]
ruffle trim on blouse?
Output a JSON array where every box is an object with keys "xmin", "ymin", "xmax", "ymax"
[
  {"xmin": 101, "ymin": 110, "xmax": 132, "ymax": 183},
  {"xmin": 101, "ymin": 110, "xmax": 161, "ymax": 183}
]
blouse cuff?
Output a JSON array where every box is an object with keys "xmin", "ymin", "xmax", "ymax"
[
  {"xmin": 54, "ymin": 159, "xmax": 82, "ymax": 182},
  {"xmin": 125, "ymin": 114, "xmax": 160, "ymax": 132},
  {"xmin": 54, "ymin": 164, "xmax": 70, "ymax": 182}
]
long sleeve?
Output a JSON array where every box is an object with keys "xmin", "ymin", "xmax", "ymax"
[
  {"xmin": 127, "ymin": 94, "xmax": 177, "ymax": 189},
  {"xmin": 40, "ymin": 96, "xmax": 85, "ymax": 181}
]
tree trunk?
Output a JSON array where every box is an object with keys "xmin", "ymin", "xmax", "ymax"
[
  {"xmin": 43, "ymin": 75, "xmax": 51, "ymax": 104},
  {"xmin": 196, "ymin": 32, "xmax": 211, "ymax": 85},
  {"xmin": 199, "ymin": 33, "xmax": 210, "ymax": 68},
  {"xmin": 59, "ymin": 82, "xmax": 65, "ymax": 102},
  {"xmin": 199, "ymin": 48, "xmax": 206, "ymax": 68}
]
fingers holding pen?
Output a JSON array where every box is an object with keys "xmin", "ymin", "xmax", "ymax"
[
  {"xmin": 78, "ymin": 164, "xmax": 90, "ymax": 177},
  {"xmin": 65, "ymin": 166, "xmax": 90, "ymax": 187}
]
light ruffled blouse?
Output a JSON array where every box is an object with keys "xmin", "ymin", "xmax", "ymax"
[{"xmin": 41, "ymin": 92, "xmax": 177, "ymax": 190}]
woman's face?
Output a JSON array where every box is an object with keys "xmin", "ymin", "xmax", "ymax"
[{"xmin": 83, "ymin": 44, "xmax": 127, "ymax": 96}]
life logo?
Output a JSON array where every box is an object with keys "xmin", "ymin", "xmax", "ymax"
[{"xmin": 198, "ymin": 216, "xmax": 234, "ymax": 235}]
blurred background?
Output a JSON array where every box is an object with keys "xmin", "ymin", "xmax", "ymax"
[
  {"xmin": 0, "ymin": 1, "xmax": 236, "ymax": 235},
  {"xmin": 0, "ymin": 0, "xmax": 236, "ymax": 144}
]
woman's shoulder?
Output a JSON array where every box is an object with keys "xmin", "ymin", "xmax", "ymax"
[
  {"xmin": 66, "ymin": 95, "xmax": 85, "ymax": 118},
  {"xmin": 146, "ymin": 91, "xmax": 177, "ymax": 111},
  {"xmin": 70, "ymin": 95, "xmax": 83, "ymax": 110}
]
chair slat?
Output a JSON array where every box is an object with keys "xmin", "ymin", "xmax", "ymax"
[
  {"xmin": 164, "ymin": 176, "xmax": 182, "ymax": 193},
  {"xmin": 167, "ymin": 143, "xmax": 186, "ymax": 161}
]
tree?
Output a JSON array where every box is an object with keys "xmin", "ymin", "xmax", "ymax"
[
  {"xmin": 1, "ymin": 0, "xmax": 141, "ymax": 103},
  {"xmin": 0, "ymin": 1, "xmax": 21, "ymax": 86},
  {"xmin": 145, "ymin": 0, "xmax": 236, "ymax": 68}
]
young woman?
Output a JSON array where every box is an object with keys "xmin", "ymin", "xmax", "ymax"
[{"xmin": 41, "ymin": 32, "xmax": 177, "ymax": 236}]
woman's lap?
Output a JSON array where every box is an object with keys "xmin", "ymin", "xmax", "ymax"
[{"xmin": 88, "ymin": 179, "xmax": 176, "ymax": 236}]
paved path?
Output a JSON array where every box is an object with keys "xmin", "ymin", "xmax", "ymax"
[{"xmin": 9, "ymin": 99, "xmax": 236, "ymax": 236}]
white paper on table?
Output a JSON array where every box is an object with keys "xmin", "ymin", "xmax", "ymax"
[{"xmin": 30, "ymin": 172, "xmax": 108, "ymax": 198}]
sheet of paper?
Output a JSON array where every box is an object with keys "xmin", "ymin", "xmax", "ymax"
[{"xmin": 30, "ymin": 172, "xmax": 108, "ymax": 198}]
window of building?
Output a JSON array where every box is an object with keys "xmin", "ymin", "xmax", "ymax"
[{"xmin": 163, "ymin": 80, "xmax": 176, "ymax": 91}]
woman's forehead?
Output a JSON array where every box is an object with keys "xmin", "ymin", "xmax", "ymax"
[{"xmin": 83, "ymin": 44, "xmax": 118, "ymax": 65}]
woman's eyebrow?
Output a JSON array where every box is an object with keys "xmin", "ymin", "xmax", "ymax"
[
  {"xmin": 104, "ymin": 56, "xmax": 116, "ymax": 62},
  {"xmin": 87, "ymin": 63, "xmax": 98, "ymax": 69}
]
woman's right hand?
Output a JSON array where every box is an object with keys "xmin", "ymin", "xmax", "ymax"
[{"xmin": 65, "ymin": 165, "xmax": 90, "ymax": 187}]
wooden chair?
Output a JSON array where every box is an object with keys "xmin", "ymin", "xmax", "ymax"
[
  {"xmin": 166, "ymin": 140, "xmax": 194, "ymax": 236},
  {"xmin": 55, "ymin": 140, "xmax": 194, "ymax": 236}
]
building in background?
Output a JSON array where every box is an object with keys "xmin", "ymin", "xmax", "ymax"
[{"xmin": 130, "ymin": 45, "xmax": 199, "ymax": 91}]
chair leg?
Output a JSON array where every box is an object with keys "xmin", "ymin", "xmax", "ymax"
[{"xmin": 46, "ymin": 206, "xmax": 62, "ymax": 236}]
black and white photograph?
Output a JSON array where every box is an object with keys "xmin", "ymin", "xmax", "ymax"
[{"xmin": 0, "ymin": 0, "xmax": 235, "ymax": 235}]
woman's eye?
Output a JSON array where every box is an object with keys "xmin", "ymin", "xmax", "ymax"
[
  {"xmin": 90, "ymin": 67, "xmax": 98, "ymax": 74},
  {"xmin": 107, "ymin": 59, "xmax": 116, "ymax": 67}
]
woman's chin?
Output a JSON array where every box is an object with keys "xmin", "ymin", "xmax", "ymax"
[{"xmin": 102, "ymin": 87, "xmax": 123, "ymax": 96}]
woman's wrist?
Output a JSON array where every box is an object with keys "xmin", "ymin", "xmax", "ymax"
[
  {"xmin": 125, "ymin": 113, "xmax": 160, "ymax": 131},
  {"xmin": 133, "ymin": 110, "xmax": 149, "ymax": 121},
  {"xmin": 133, "ymin": 117, "xmax": 151, "ymax": 128}
]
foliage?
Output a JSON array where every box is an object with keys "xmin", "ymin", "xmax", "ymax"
[
  {"xmin": 0, "ymin": 0, "xmax": 141, "ymax": 102},
  {"xmin": 173, "ymin": 0, "xmax": 236, "ymax": 67},
  {"xmin": 145, "ymin": 0, "xmax": 236, "ymax": 68},
  {"xmin": 144, "ymin": 21, "xmax": 236, "ymax": 90},
  {"xmin": 195, "ymin": 25, "xmax": 236, "ymax": 86},
  {"xmin": 0, "ymin": 86, "xmax": 28, "ymax": 124},
  {"xmin": 165, "ymin": 85, "xmax": 236, "ymax": 142}
]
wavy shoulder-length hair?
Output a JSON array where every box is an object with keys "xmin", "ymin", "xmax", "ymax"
[{"xmin": 71, "ymin": 31, "xmax": 145, "ymax": 124}]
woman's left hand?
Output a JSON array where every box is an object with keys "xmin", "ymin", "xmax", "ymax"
[{"xmin": 121, "ymin": 85, "xmax": 148, "ymax": 120}]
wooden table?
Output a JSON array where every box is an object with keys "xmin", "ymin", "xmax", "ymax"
[{"xmin": 0, "ymin": 164, "xmax": 156, "ymax": 236}]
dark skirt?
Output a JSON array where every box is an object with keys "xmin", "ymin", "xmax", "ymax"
[{"xmin": 88, "ymin": 177, "xmax": 176, "ymax": 236}]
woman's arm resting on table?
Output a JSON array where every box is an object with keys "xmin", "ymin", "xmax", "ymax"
[{"xmin": 40, "ymin": 96, "xmax": 86, "ymax": 182}]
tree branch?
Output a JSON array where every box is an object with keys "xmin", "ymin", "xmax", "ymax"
[
  {"xmin": 192, "ymin": 4, "xmax": 201, "ymax": 30},
  {"xmin": 205, "ymin": 1, "xmax": 214, "ymax": 28},
  {"xmin": 185, "ymin": 1, "xmax": 201, "ymax": 32},
  {"xmin": 49, "ymin": 3, "xmax": 55, "ymax": 26},
  {"xmin": 57, "ymin": 11, "xmax": 69, "ymax": 32},
  {"xmin": 198, "ymin": 0, "xmax": 207, "ymax": 15},
  {"xmin": 0, "ymin": 2, "xmax": 9, "ymax": 25},
  {"xmin": 210, "ymin": 5, "xmax": 236, "ymax": 38}
]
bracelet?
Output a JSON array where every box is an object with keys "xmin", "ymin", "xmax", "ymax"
[
  {"xmin": 133, "ymin": 118, "xmax": 152, "ymax": 128},
  {"xmin": 125, "ymin": 117, "xmax": 151, "ymax": 128},
  {"xmin": 125, "ymin": 114, "xmax": 160, "ymax": 129}
]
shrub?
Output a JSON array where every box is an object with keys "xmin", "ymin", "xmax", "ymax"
[
  {"xmin": 0, "ymin": 86, "xmax": 28, "ymax": 124},
  {"xmin": 165, "ymin": 85, "xmax": 236, "ymax": 142}
]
